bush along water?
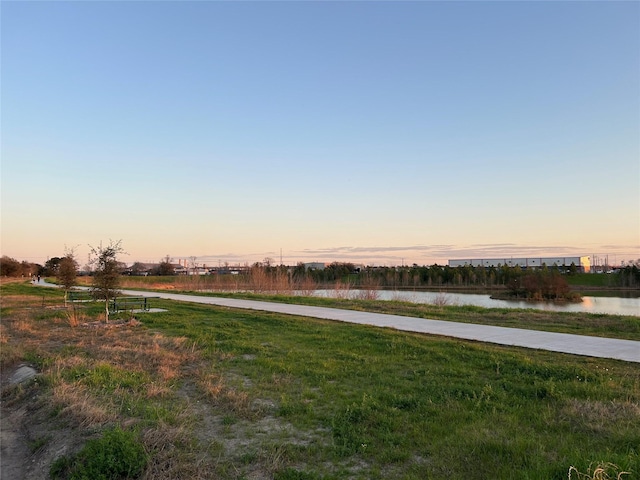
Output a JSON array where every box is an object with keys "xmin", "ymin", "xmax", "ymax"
[{"xmin": 504, "ymin": 268, "xmax": 582, "ymax": 302}]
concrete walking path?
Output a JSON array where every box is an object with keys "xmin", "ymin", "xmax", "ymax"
[{"xmin": 119, "ymin": 289, "xmax": 640, "ymax": 363}]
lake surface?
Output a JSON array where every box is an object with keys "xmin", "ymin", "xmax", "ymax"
[{"xmin": 314, "ymin": 290, "xmax": 640, "ymax": 317}]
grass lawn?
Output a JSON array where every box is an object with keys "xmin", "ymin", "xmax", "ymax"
[
  {"xmin": 176, "ymin": 291, "xmax": 640, "ymax": 341},
  {"xmin": 1, "ymin": 281, "xmax": 638, "ymax": 479}
]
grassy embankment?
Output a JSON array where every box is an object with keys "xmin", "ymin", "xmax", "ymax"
[
  {"xmin": 1, "ymin": 280, "xmax": 638, "ymax": 479},
  {"xmin": 566, "ymin": 273, "xmax": 639, "ymax": 296}
]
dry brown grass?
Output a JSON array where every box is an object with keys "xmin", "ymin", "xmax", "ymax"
[
  {"xmin": 296, "ymin": 275, "xmax": 318, "ymax": 297},
  {"xmin": 0, "ymin": 311, "xmax": 50, "ymax": 368},
  {"xmin": 140, "ymin": 423, "xmax": 206, "ymax": 479},
  {"xmin": 0, "ymin": 277, "xmax": 28, "ymax": 285},
  {"xmin": 355, "ymin": 287, "xmax": 381, "ymax": 301},
  {"xmin": 562, "ymin": 399, "xmax": 640, "ymax": 434},
  {"xmin": 3, "ymin": 305, "xmax": 198, "ymax": 395},
  {"xmin": 197, "ymin": 370, "xmax": 253, "ymax": 418},
  {"xmin": 50, "ymin": 382, "xmax": 116, "ymax": 427},
  {"xmin": 0, "ymin": 302, "xmax": 222, "ymax": 479},
  {"xmin": 0, "ymin": 293, "xmax": 64, "ymax": 310},
  {"xmin": 568, "ymin": 463, "xmax": 631, "ymax": 480},
  {"xmin": 333, "ymin": 279, "xmax": 353, "ymax": 299},
  {"xmin": 116, "ymin": 270, "xmax": 321, "ymax": 296}
]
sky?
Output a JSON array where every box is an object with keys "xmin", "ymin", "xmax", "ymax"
[{"xmin": 2, "ymin": 1, "xmax": 639, "ymax": 268}]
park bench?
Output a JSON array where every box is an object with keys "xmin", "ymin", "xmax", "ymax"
[
  {"xmin": 67, "ymin": 291, "xmax": 94, "ymax": 303},
  {"xmin": 108, "ymin": 296, "xmax": 156, "ymax": 314}
]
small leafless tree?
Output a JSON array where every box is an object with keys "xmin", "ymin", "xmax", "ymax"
[
  {"xmin": 89, "ymin": 240, "xmax": 125, "ymax": 323},
  {"xmin": 188, "ymin": 256, "xmax": 199, "ymax": 275}
]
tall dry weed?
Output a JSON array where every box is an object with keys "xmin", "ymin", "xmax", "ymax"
[
  {"xmin": 568, "ymin": 463, "xmax": 631, "ymax": 480},
  {"xmin": 431, "ymin": 292, "xmax": 451, "ymax": 307},
  {"xmin": 249, "ymin": 267, "xmax": 269, "ymax": 293},
  {"xmin": 272, "ymin": 271, "xmax": 293, "ymax": 295},
  {"xmin": 65, "ymin": 305, "xmax": 87, "ymax": 327},
  {"xmin": 333, "ymin": 280, "xmax": 353, "ymax": 300},
  {"xmin": 355, "ymin": 288, "xmax": 380, "ymax": 301},
  {"xmin": 296, "ymin": 276, "xmax": 318, "ymax": 297}
]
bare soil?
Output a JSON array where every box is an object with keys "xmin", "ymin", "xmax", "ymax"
[{"xmin": 1, "ymin": 364, "xmax": 88, "ymax": 480}]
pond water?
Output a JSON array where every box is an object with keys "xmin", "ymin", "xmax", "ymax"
[{"xmin": 314, "ymin": 290, "xmax": 640, "ymax": 317}]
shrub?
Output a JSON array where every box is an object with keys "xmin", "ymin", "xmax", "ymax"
[
  {"xmin": 509, "ymin": 269, "xmax": 581, "ymax": 301},
  {"xmin": 50, "ymin": 426, "xmax": 147, "ymax": 479}
]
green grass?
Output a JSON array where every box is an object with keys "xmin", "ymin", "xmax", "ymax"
[
  {"xmin": 3, "ymin": 281, "xmax": 639, "ymax": 479},
  {"xmin": 19, "ymin": 278, "xmax": 640, "ymax": 340},
  {"xmin": 149, "ymin": 290, "xmax": 640, "ymax": 341},
  {"xmin": 3, "ymin": 280, "xmax": 66, "ymax": 295},
  {"xmin": 62, "ymin": 363, "xmax": 152, "ymax": 393},
  {"xmin": 138, "ymin": 299, "xmax": 640, "ymax": 479}
]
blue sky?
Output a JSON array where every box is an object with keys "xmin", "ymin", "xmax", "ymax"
[{"xmin": 2, "ymin": 1, "xmax": 638, "ymax": 267}]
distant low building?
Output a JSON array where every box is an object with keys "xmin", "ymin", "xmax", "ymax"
[
  {"xmin": 448, "ymin": 256, "xmax": 590, "ymax": 273},
  {"xmin": 304, "ymin": 262, "xmax": 325, "ymax": 271},
  {"xmin": 173, "ymin": 264, "xmax": 188, "ymax": 275},
  {"xmin": 125, "ymin": 262, "xmax": 187, "ymax": 276}
]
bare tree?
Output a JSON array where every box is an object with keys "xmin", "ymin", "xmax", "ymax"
[
  {"xmin": 89, "ymin": 240, "xmax": 125, "ymax": 323},
  {"xmin": 188, "ymin": 256, "xmax": 199, "ymax": 276}
]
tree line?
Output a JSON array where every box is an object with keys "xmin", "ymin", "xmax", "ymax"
[
  {"xmin": 4, "ymin": 252, "xmax": 640, "ymax": 299},
  {"xmin": 288, "ymin": 262, "xmax": 562, "ymax": 289},
  {"xmin": 290, "ymin": 261, "xmax": 640, "ymax": 290}
]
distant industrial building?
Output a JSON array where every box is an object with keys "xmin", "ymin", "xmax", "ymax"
[
  {"xmin": 304, "ymin": 262, "xmax": 325, "ymax": 270},
  {"xmin": 448, "ymin": 256, "xmax": 590, "ymax": 273}
]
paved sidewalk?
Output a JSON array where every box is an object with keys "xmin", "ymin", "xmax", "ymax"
[{"xmin": 121, "ymin": 289, "xmax": 640, "ymax": 363}]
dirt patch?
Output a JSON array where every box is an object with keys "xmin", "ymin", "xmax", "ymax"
[
  {"xmin": 1, "ymin": 366, "xmax": 89, "ymax": 480},
  {"xmin": 1, "ymin": 402, "xmax": 31, "ymax": 480}
]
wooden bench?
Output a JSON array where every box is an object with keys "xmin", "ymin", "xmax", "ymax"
[{"xmin": 109, "ymin": 296, "xmax": 156, "ymax": 314}]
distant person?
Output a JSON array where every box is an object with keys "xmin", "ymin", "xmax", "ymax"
[{"xmin": 37, "ymin": 275, "xmax": 41, "ymax": 283}]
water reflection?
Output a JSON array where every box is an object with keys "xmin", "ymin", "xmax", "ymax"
[{"xmin": 315, "ymin": 290, "xmax": 640, "ymax": 317}]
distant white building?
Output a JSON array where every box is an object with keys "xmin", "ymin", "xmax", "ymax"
[
  {"xmin": 448, "ymin": 256, "xmax": 590, "ymax": 273},
  {"xmin": 304, "ymin": 262, "xmax": 325, "ymax": 271}
]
